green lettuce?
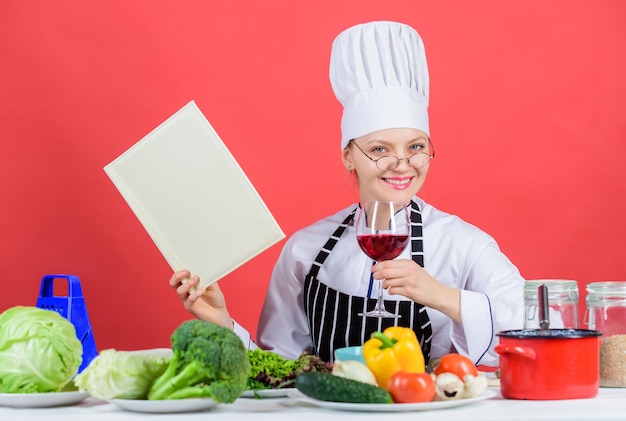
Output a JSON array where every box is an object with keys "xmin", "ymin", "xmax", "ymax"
[
  {"xmin": 0, "ymin": 306, "xmax": 83, "ymax": 393},
  {"xmin": 75, "ymin": 348, "xmax": 172, "ymax": 399},
  {"xmin": 247, "ymin": 349, "xmax": 333, "ymax": 390}
]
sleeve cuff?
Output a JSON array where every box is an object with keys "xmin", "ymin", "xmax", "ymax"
[
  {"xmin": 453, "ymin": 290, "xmax": 495, "ymax": 366},
  {"xmin": 232, "ymin": 319, "xmax": 257, "ymax": 351}
]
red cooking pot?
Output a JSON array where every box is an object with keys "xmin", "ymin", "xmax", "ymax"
[{"xmin": 495, "ymin": 329, "xmax": 602, "ymax": 400}]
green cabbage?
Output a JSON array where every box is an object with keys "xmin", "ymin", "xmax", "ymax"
[
  {"xmin": 0, "ymin": 306, "xmax": 83, "ymax": 393},
  {"xmin": 74, "ymin": 348, "xmax": 172, "ymax": 399}
]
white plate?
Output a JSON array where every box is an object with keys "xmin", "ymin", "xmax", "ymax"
[
  {"xmin": 127, "ymin": 348, "xmax": 173, "ymax": 357},
  {"xmin": 0, "ymin": 391, "xmax": 89, "ymax": 408},
  {"xmin": 287, "ymin": 389, "xmax": 497, "ymax": 412},
  {"xmin": 110, "ymin": 397, "xmax": 219, "ymax": 413},
  {"xmin": 241, "ymin": 388, "xmax": 293, "ymax": 398}
]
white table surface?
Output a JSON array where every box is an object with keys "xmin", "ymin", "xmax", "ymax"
[{"xmin": 1, "ymin": 387, "xmax": 624, "ymax": 421}]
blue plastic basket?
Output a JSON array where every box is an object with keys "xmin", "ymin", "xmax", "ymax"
[{"xmin": 35, "ymin": 274, "xmax": 98, "ymax": 373}]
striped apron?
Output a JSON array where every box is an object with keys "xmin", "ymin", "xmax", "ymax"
[{"xmin": 303, "ymin": 200, "xmax": 433, "ymax": 363}]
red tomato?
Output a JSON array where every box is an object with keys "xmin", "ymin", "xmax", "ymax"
[
  {"xmin": 434, "ymin": 353, "xmax": 478, "ymax": 380},
  {"xmin": 387, "ymin": 371, "xmax": 436, "ymax": 403}
]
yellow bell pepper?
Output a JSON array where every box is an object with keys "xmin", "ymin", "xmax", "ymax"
[{"xmin": 362, "ymin": 326, "xmax": 425, "ymax": 388}]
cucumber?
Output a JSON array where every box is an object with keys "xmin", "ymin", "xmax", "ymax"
[{"xmin": 295, "ymin": 372, "xmax": 392, "ymax": 404}]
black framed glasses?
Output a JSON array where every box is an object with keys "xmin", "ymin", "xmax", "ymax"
[{"xmin": 350, "ymin": 139, "xmax": 434, "ymax": 170}]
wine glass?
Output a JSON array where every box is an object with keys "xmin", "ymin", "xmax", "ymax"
[{"xmin": 356, "ymin": 200, "xmax": 410, "ymax": 318}]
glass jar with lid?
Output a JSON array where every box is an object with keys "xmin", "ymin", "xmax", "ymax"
[
  {"xmin": 524, "ymin": 279, "xmax": 579, "ymax": 329},
  {"xmin": 586, "ymin": 281, "xmax": 626, "ymax": 387}
]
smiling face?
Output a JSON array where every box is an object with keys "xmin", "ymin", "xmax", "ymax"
[{"xmin": 342, "ymin": 128, "xmax": 432, "ymax": 205}]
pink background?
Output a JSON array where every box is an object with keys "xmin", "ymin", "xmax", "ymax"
[{"xmin": 1, "ymin": 0, "xmax": 625, "ymax": 351}]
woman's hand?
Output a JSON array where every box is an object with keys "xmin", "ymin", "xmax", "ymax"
[
  {"xmin": 169, "ymin": 270, "xmax": 234, "ymax": 329},
  {"xmin": 372, "ymin": 259, "xmax": 462, "ymax": 324}
]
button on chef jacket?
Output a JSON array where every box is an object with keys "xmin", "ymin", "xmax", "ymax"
[{"xmin": 233, "ymin": 196, "xmax": 525, "ymax": 366}]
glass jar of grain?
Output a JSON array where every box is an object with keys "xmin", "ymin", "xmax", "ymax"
[{"xmin": 586, "ymin": 281, "xmax": 626, "ymax": 387}]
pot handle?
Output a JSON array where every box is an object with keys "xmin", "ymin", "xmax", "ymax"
[{"xmin": 494, "ymin": 344, "xmax": 537, "ymax": 360}]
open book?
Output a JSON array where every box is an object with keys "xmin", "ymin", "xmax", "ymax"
[{"xmin": 104, "ymin": 101, "xmax": 285, "ymax": 288}]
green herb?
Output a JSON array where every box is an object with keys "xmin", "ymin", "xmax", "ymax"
[{"xmin": 246, "ymin": 349, "xmax": 332, "ymax": 391}]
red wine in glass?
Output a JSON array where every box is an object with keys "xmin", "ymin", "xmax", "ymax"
[{"xmin": 357, "ymin": 234, "xmax": 409, "ymax": 261}]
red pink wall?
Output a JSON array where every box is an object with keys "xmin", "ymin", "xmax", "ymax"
[{"xmin": 1, "ymin": 0, "xmax": 625, "ymax": 350}]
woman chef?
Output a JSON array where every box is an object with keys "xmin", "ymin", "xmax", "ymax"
[{"xmin": 170, "ymin": 21, "xmax": 525, "ymax": 367}]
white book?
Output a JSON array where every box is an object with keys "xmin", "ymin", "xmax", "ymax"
[{"xmin": 104, "ymin": 101, "xmax": 285, "ymax": 288}]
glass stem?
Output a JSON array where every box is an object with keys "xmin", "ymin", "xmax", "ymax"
[{"xmin": 376, "ymin": 279, "xmax": 385, "ymax": 310}]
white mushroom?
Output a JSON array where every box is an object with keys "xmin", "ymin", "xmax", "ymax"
[
  {"xmin": 434, "ymin": 372, "xmax": 465, "ymax": 400},
  {"xmin": 462, "ymin": 373, "xmax": 488, "ymax": 398}
]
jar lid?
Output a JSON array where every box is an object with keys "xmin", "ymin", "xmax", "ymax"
[
  {"xmin": 586, "ymin": 281, "xmax": 626, "ymax": 301},
  {"xmin": 524, "ymin": 279, "xmax": 579, "ymax": 294}
]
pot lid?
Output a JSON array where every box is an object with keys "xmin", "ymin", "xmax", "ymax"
[{"xmin": 497, "ymin": 329, "xmax": 602, "ymax": 339}]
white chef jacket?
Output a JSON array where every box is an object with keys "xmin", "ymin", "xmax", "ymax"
[{"xmin": 233, "ymin": 196, "xmax": 524, "ymax": 366}]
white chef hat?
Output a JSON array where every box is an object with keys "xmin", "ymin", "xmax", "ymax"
[{"xmin": 329, "ymin": 21, "xmax": 430, "ymax": 150}]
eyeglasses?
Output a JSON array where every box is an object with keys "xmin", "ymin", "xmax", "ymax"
[{"xmin": 349, "ymin": 139, "xmax": 435, "ymax": 171}]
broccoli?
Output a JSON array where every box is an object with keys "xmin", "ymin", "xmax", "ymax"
[{"xmin": 147, "ymin": 320, "xmax": 250, "ymax": 403}]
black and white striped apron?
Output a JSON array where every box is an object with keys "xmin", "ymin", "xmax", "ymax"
[{"xmin": 303, "ymin": 200, "xmax": 433, "ymax": 363}]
